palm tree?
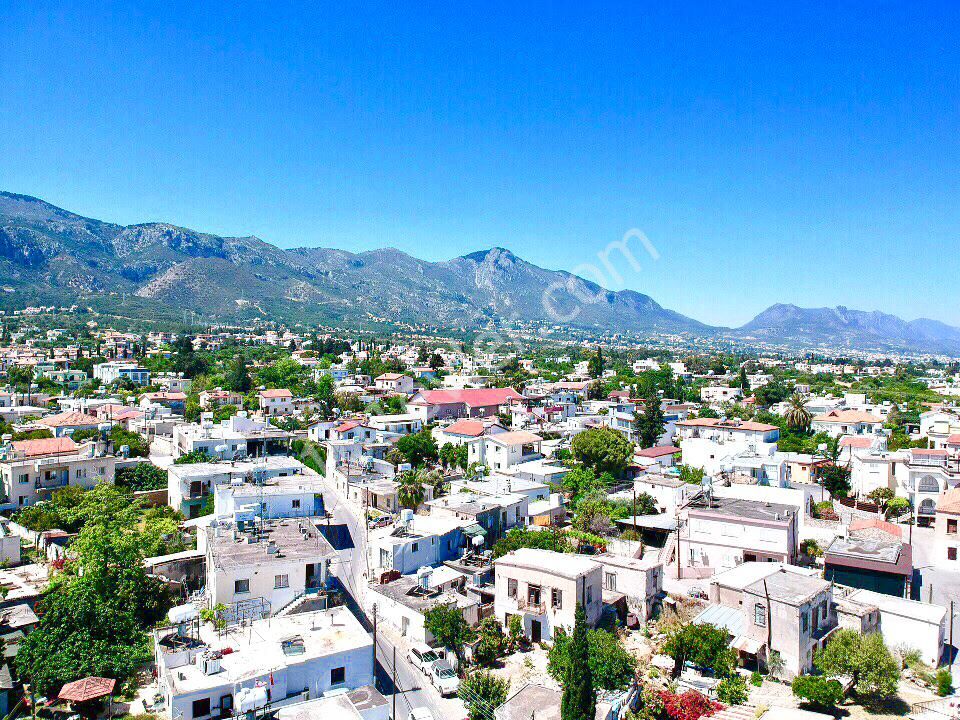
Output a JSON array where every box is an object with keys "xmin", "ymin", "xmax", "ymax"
[
  {"xmin": 397, "ymin": 468, "xmax": 426, "ymax": 509},
  {"xmin": 784, "ymin": 393, "xmax": 812, "ymax": 432}
]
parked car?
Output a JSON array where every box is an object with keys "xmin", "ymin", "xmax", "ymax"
[
  {"xmin": 430, "ymin": 659, "xmax": 460, "ymax": 697},
  {"xmin": 407, "ymin": 642, "xmax": 445, "ymax": 674},
  {"xmin": 408, "ymin": 709, "xmax": 435, "ymax": 720},
  {"xmin": 368, "ymin": 515, "xmax": 393, "ymax": 529}
]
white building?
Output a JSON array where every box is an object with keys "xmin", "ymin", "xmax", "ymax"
[
  {"xmin": 173, "ymin": 412, "xmax": 293, "ymax": 461},
  {"xmin": 154, "ymin": 606, "xmax": 373, "ymax": 720},
  {"xmin": 168, "ymin": 456, "xmax": 315, "ymax": 518},
  {"xmin": 0, "ymin": 436, "xmax": 114, "ymax": 508},
  {"xmin": 93, "ymin": 360, "xmax": 151, "ymax": 386},
  {"xmin": 258, "ymin": 389, "xmax": 294, "ymax": 417},
  {"xmin": 843, "ymin": 589, "xmax": 946, "ymax": 667},
  {"xmin": 700, "ymin": 386, "xmax": 743, "ymax": 405},
  {"xmin": 494, "ymin": 549, "xmax": 602, "ymax": 643},
  {"xmin": 811, "ymin": 409, "xmax": 885, "ymax": 437},
  {"xmin": 468, "ymin": 431, "xmax": 543, "ymax": 472},
  {"xmin": 374, "ymin": 373, "xmax": 414, "ymax": 394},
  {"xmin": 594, "ymin": 554, "xmax": 663, "ymax": 620},
  {"xmin": 200, "ymin": 517, "xmax": 335, "ymax": 615}
]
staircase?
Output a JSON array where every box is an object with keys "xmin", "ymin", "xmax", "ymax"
[
  {"xmin": 910, "ymin": 696, "xmax": 960, "ymax": 719},
  {"xmin": 709, "ymin": 704, "xmax": 760, "ymax": 720}
]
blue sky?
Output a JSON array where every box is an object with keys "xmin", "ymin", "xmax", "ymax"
[{"xmin": 2, "ymin": 2, "xmax": 959, "ymax": 327}]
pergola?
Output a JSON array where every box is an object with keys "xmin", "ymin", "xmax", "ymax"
[{"xmin": 57, "ymin": 677, "xmax": 116, "ymax": 717}]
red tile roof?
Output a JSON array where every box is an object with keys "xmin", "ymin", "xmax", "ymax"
[
  {"xmin": 58, "ymin": 676, "xmax": 116, "ymax": 703},
  {"xmin": 839, "ymin": 436, "xmax": 873, "ymax": 449},
  {"xmin": 444, "ymin": 420, "xmax": 488, "ymax": 437},
  {"xmin": 635, "ymin": 445, "xmax": 680, "ymax": 458},
  {"xmin": 12, "ymin": 436, "xmax": 79, "ymax": 457},
  {"xmin": 38, "ymin": 411, "xmax": 100, "ymax": 428},
  {"xmin": 938, "ymin": 487, "xmax": 960, "ymax": 514},
  {"xmin": 676, "ymin": 417, "xmax": 778, "ymax": 432},
  {"xmin": 411, "ymin": 388, "xmax": 523, "ymax": 408},
  {"xmin": 947, "ymin": 434, "xmax": 960, "ymax": 446},
  {"xmin": 259, "ymin": 388, "xmax": 293, "ymax": 398},
  {"xmin": 813, "ymin": 409, "xmax": 883, "ymax": 424}
]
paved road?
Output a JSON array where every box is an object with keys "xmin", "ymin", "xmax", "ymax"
[
  {"xmin": 315, "ymin": 472, "xmax": 460, "ymax": 720},
  {"xmin": 910, "ymin": 525, "xmax": 960, "ymax": 668}
]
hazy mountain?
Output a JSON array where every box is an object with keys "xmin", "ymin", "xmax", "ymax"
[
  {"xmin": 0, "ymin": 192, "xmax": 707, "ymax": 334},
  {"xmin": 733, "ymin": 303, "xmax": 960, "ymax": 355}
]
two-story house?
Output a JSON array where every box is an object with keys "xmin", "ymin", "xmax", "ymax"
[{"xmin": 494, "ymin": 549, "xmax": 602, "ymax": 642}]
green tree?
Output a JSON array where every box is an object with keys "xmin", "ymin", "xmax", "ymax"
[
  {"xmin": 396, "ymin": 468, "xmax": 427, "ymax": 509},
  {"xmin": 458, "ymin": 671, "xmax": 509, "ymax": 720},
  {"xmin": 571, "ymin": 427, "xmax": 634, "ymax": 478},
  {"xmin": 886, "ymin": 496, "xmax": 911, "ymax": 518},
  {"xmin": 549, "ymin": 627, "xmax": 637, "ymax": 692},
  {"xmin": 473, "ymin": 616, "xmax": 508, "ymax": 666},
  {"xmin": 492, "ymin": 528, "xmax": 572, "ymax": 559},
  {"xmin": 423, "ymin": 603, "xmax": 471, "ymax": 668},
  {"xmin": 784, "ymin": 393, "xmax": 812, "ymax": 432},
  {"xmin": 791, "ymin": 675, "xmax": 845, "ymax": 710},
  {"xmin": 115, "ymin": 462, "xmax": 168, "ymax": 491},
  {"xmin": 815, "ymin": 630, "xmax": 900, "ymax": 701},
  {"xmin": 225, "ymin": 353, "xmax": 252, "ymax": 393},
  {"xmin": 561, "ymin": 605, "xmax": 595, "ymax": 720},
  {"xmin": 820, "ymin": 463, "xmax": 851, "ymax": 498},
  {"xmin": 395, "ymin": 430, "xmax": 439, "ymax": 467},
  {"xmin": 175, "ymin": 449, "xmax": 211, "ymax": 465},
  {"xmin": 633, "ymin": 391, "xmax": 666, "ymax": 449},
  {"xmin": 587, "ymin": 347, "xmax": 605, "ymax": 379},
  {"xmin": 738, "ymin": 366, "xmax": 750, "ymax": 393},
  {"xmin": 662, "ymin": 623, "xmax": 737, "ymax": 678}
]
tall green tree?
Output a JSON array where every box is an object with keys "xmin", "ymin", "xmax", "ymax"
[
  {"xmin": 815, "ymin": 630, "xmax": 900, "ymax": 701},
  {"xmin": 784, "ymin": 393, "xmax": 812, "ymax": 432},
  {"xmin": 633, "ymin": 391, "xmax": 665, "ymax": 449},
  {"xmin": 225, "ymin": 353, "xmax": 252, "ymax": 393},
  {"xmin": 561, "ymin": 604, "xmax": 595, "ymax": 720},
  {"xmin": 587, "ymin": 347, "xmax": 605, "ymax": 379},
  {"xmin": 571, "ymin": 427, "xmax": 634, "ymax": 478},
  {"xmin": 458, "ymin": 671, "xmax": 509, "ymax": 720}
]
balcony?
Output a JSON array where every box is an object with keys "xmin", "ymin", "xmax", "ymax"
[
  {"xmin": 519, "ymin": 596, "xmax": 546, "ymax": 615},
  {"xmin": 36, "ymin": 473, "xmax": 69, "ymax": 491}
]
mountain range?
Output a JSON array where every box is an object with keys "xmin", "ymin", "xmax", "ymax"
[{"xmin": 2, "ymin": 191, "xmax": 959, "ymax": 355}]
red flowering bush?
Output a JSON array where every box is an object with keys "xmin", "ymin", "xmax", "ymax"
[{"xmin": 658, "ymin": 690, "xmax": 723, "ymax": 720}]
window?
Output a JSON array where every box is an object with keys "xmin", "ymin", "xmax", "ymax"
[
  {"xmin": 507, "ymin": 578, "xmax": 518, "ymax": 598},
  {"xmin": 949, "ymin": 519, "xmax": 958, "ymax": 535},
  {"xmin": 411, "ymin": 542, "xmax": 419, "ymax": 553},
  {"xmin": 192, "ymin": 699, "xmax": 211, "ymax": 718},
  {"xmin": 17, "ymin": 473, "xmax": 28, "ymax": 484},
  {"xmin": 330, "ymin": 666, "xmax": 346, "ymax": 685},
  {"xmin": 605, "ymin": 572, "xmax": 617, "ymax": 591},
  {"xmin": 551, "ymin": 588, "xmax": 563, "ymax": 609},
  {"xmin": 801, "ymin": 611, "xmax": 808, "ymax": 634},
  {"xmin": 292, "ymin": 499, "xmax": 301, "ymax": 509},
  {"xmin": 585, "ymin": 585, "xmax": 593, "ymax": 604},
  {"xmin": 754, "ymin": 603, "xmax": 766, "ymax": 627},
  {"xmin": 275, "ymin": 574, "xmax": 289, "ymax": 589},
  {"xmin": 949, "ymin": 547, "xmax": 958, "ymax": 561},
  {"xmin": 234, "ymin": 578, "xmax": 250, "ymax": 594}
]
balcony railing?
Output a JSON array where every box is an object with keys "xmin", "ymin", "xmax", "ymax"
[{"xmin": 519, "ymin": 597, "xmax": 546, "ymax": 614}]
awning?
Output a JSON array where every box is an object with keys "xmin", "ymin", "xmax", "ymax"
[
  {"xmin": 462, "ymin": 523, "xmax": 487, "ymax": 538},
  {"xmin": 731, "ymin": 635, "xmax": 765, "ymax": 655}
]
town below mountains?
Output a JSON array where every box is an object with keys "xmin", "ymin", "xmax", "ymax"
[{"xmin": 3, "ymin": 190, "xmax": 960, "ymax": 356}]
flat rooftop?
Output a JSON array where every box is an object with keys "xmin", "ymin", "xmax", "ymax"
[
  {"xmin": 369, "ymin": 575, "xmax": 475, "ymax": 614},
  {"xmin": 745, "ymin": 568, "xmax": 830, "ymax": 606},
  {"xmin": 169, "ymin": 456, "xmax": 307, "ymax": 479},
  {"xmin": 162, "ymin": 607, "xmax": 370, "ymax": 694},
  {"xmin": 207, "ymin": 518, "xmax": 335, "ymax": 570},
  {"xmin": 688, "ymin": 496, "xmax": 796, "ymax": 523},
  {"xmin": 495, "ymin": 548, "xmax": 599, "ymax": 580}
]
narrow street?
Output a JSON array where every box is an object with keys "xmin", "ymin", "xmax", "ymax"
[{"xmin": 315, "ymin": 470, "xmax": 464, "ymax": 720}]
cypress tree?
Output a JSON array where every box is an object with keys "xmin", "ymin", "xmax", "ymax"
[{"xmin": 561, "ymin": 604, "xmax": 595, "ymax": 720}]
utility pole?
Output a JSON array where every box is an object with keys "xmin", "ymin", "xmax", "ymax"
[
  {"xmin": 633, "ymin": 488, "xmax": 637, "ymax": 535},
  {"xmin": 950, "ymin": 599, "xmax": 955, "ymax": 659},
  {"xmin": 373, "ymin": 604, "xmax": 378, "ymax": 675},
  {"xmin": 392, "ymin": 646, "xmax": 397, "ymax": 720}
]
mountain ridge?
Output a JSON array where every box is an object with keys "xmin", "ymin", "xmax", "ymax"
[{"xmin": 2, "ymin": 191, "xmax": 959, "ymax": 355}]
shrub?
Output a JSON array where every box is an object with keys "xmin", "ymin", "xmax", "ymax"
[
  {"xmin": 658, "ymin": 690, "xmax": 722, "ymax": 720},
  {"xmin": 716, "ymin": 675, "xmax": 749, "ymax": 705},
  {"xmin": 936, "ymin": 668, "xmax": 954, "ymax": 697},
  {"xmin": 750, "ymin": 670, "xmax": 763, "ymax": 687},
  {"xmin": 791, "ymin": 675, "xmax": 844, "ymax": 710}
]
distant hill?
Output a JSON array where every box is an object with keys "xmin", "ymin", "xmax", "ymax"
[
  {"xmin": 0, "ymin": 191, "xmax": 707, "ymax": 334},
  {"xmin": 732, "ymin": 303, "xmax": 960, "ymax": 355}
]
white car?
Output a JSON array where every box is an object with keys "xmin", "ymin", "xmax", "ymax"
[
  {"xmin": 408, "ymin": 709, "xmax": 435, "ymax": 720},
  {"xmin": 430, "ymin": 659, "xmax": 460, "ymax": 697},
  {"xmin": 407, "ymin": 642, "xmax": 445, "ymax": 674}
]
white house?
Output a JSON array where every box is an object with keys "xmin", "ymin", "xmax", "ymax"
[
  {"xmin": 154, "ymin": 607, "xmax": 373, "ymax": 720},
  {"xmin": 594, "ymin": 554, "xmax": 663, "ymax": 620},
  {"xmin": 494, "ymin": 549, "xmax": 602, "ymax": 643},
  {"xmin": 200, "ymin": 517, "xmax": 335, "ymax": 614},
  {"xmin": 93, "ymin": 360, "xmax": 151, "ymax": 386},
  {"xmin": 468, "ymin": 431, "xmax": 543, "ymax": 472},
  {"xmin": 374, "ymin": 373, "xmax": 414, "ymax": 394},
  {"xmin": 258, "ymin": 389, "xmax": 294, "ymax": 417},
  {"xmin": 700, "ymin": 386, "xmax": 743, "ymax": 405},
  {"xmin": 0, "ymin": 436, "xmax": 114, "ymax": 508},
  {"xmin": 811, "ymin": 409, "xmax": 885, "ymax": 437}
]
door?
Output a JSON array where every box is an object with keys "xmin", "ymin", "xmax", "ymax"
[
  {"xmin": 401, "ymin": 616, "xmax": 410, "ymax": 637},
  {"xmin": 531, "ymin": 619, "xmax": 542, "ymax": 643}
]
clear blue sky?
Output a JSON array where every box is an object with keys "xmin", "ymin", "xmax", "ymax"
[{"xmin": 2, "ymin": 2, "xmax": 959, "ymax": 327}]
